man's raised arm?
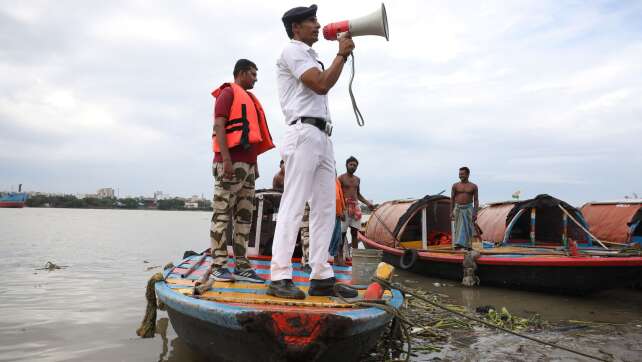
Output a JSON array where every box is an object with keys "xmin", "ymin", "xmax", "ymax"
[{"xmin": 300, "ymin": 36, "xmax": 354, "ymax": 95}]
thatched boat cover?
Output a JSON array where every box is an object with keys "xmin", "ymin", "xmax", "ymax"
[
  {"xmin": 364, "ymin": 195, "xmax": 450, "ymax": 248},
  {"xmin": 580, "ymin": 201, "xmax": 642, "ymax": 244},
  {"xmin": 477, "ymin": 194, "xmax": 592, "ymax": 245}
]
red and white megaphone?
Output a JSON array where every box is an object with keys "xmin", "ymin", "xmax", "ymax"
[{"xmin": 323, "ymin": 3, "xmax": 389, "ymax": 41}]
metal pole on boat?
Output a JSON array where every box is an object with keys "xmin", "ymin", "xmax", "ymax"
[
  {"xmin": 181, "ymin": 253, "xmax": 207, "ymax": 278},
  {"xmin": 557, "ymin": 205, "xmax": 608, "ymax": 249},
  {"xmin": 250, "ymin": 194, "xmax": 265, "ymax": 257},
  {"xmin": 562, "ymin": 212, "xmax": 568, "ymax": 249},
  {"xmin": 421, "ymin": 208, "xmax": 428, "ymax": 249},
  {"xmin": 530, "ymin": 208, "xmax": 536, "ymax": 245}
]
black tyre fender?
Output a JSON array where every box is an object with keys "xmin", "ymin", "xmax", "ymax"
[{"xmin": 399, "ymin": 249, "xmax": 418, "ymax": 270}]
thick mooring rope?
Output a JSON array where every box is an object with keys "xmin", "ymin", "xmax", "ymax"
[
  {"xmin": 136, "ymin": 272, "xmax": 165, "ymax": 338},
  {"xmin": 334, "ymin": 283, "xmax": 413, "ymax": 361},
  {"xmin": 136, "ymin": 262, "xmax": 174, "ymax": 338}
]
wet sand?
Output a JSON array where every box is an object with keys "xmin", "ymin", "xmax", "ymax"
[{"xmin": 0, "ymin": 208, "xmax": 640, "ymax": 361}]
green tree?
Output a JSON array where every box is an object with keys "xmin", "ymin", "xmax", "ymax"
[
  {"xmin": 118, "ymin": 198, "xmax": 140, "ymax": 209},
  {"xmin": 157, "ymin": 198, "xmax": 185, "ymax": 210},
  {"xmin": 26, "ymin": 195, "xmax": 49, "ymax": 207}
]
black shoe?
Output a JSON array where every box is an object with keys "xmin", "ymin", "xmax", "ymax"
[
  {"xmin": 211, "ymin": 267, "xmax": 235, "ymax": 282},
  {"xmin": 301, "ymin": 264, "xmax": 312, "ymax": 274},
  {"xmin": 233, "ymin": 268, "xmax": 265, "ymax": 283},
  {"xmin": 267, "ymin": 279, "xmax": 305, "ymax": 300},
  {"xmin": 309, "ymin": 277, "xmax": 358, "ymax": 298}
]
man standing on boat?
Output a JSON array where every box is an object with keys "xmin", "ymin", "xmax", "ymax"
[
  {"xmin": 209, "ymin": 59, "xmax": 274, "ymax": 283},
  {"xmin": 339, "ymin": 156, "xmax": 375, "ymax": 251},
  {"xmin": 451, "ymin": 166, "xmax": 479, "ymax": 250},
  {"xmin": 268, "ymin": 4, "xmax": 357, "ymax": 299}
]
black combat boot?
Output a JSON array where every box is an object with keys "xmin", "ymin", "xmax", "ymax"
[
  {"xmin": 267, "ymin": 279, "xmax": 305, "ymax": 300},
  {"xmin": 308, "ymin": 277, "xmax": 358, "ymax": 298}
]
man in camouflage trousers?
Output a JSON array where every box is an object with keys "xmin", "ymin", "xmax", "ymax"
[
  {"xmin": 209, "ymin": 59, "xmax": 273, "ymax": 283},
  {"xmin": 210, "ymin": 163, "xmax": 262, "ymax": 282}
]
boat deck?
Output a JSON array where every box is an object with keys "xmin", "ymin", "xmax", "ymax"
[{"xmin": 165, "ymin": 255, "xmax": 391, "ymax": 311}]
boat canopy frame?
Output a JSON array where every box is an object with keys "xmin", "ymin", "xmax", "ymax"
[
  {"xmin": 365, "ymin": 195, "xmax": 451, "ymax": 249},
  {"xmin": 499, "ymin": 194, "xmax": 603, "ymax": 248}
]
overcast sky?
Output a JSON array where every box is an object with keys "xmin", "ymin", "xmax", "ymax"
[{"xmin": 1, "ymin": 0, "xmax": 641, "ymax": 205}]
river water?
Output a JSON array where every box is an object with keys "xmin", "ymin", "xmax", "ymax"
[{"xmin": 0, "ymin": 208, "xmax": 640, "ymax": 361}]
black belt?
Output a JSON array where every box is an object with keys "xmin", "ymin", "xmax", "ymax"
[{"xmin": 289, "ymin": 117, "xmax": 332, "ymax": 136}]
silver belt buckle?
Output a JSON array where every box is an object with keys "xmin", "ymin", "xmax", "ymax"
[{"xmin": 324, "ymin": 122, "xmax": 333, "ymax": 136}]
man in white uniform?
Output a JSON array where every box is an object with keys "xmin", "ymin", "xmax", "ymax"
[{"xmin": 268, "ymin": 4, "xmax": 358, "ymax": 299}]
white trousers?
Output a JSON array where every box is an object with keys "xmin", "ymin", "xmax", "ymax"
[{"xmin": 271, "ymin": 122, "xmax": 336, "ymax": 281}]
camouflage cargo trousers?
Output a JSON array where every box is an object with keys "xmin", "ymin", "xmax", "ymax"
[
  {"xmin": 210, "ymin": 162, "xmax": 256, "ymax": 270},
  {"xmin": 300, "ymin": 203, "xmax": 310, "ymax": 265}
]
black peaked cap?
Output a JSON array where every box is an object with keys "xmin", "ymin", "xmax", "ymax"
[{"xmin": 282, "ymin": 4, "xmax": 317, "ymax": 25}]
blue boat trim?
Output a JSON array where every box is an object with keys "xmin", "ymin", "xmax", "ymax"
[{"xmin": 157, "ymin": 257, "xmax": 404, "ymax": 337}]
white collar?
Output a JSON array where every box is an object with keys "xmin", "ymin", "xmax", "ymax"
[{"xmin": 290, "ymin": 39, "xmax": 318, "ymax": 56}]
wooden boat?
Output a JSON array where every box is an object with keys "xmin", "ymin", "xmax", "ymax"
[
  {"xmin": 580, "ymin": 200, "xmax": 642, "ymax": 245},
  {"xmin": 155, "ymin": 190, "xmax": 403, "ymax": 361},
  {"xmin": 156, "ymin": 256, "xmax": 402, "ymax": 361},
  {"xmin": 360, "ymin": 194, "xmax": 642, "ymax": 294}
]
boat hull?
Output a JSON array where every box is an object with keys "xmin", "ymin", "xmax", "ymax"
[
  {"xmin": 0, "ymin": 192, "xmax": 28, "ymax": 208},
  {"xmin": 0, "ymin": 201, "xmax": 25, "ymax": 208},
  {"xmin": 166, "ymin": 304, "xmax": 388, "ymax": 362},
  {"xmin": 362, "ymin": 234, "xmax": 642, "ymax": 294},
  {"xmin": 156, "ymin": 256, "xmax": 403, "ymax": 361}
]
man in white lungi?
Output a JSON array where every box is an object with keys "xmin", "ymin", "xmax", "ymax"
[{"xmin": 268, "ymin": 4, "xmax": 357, "ymax": 299}]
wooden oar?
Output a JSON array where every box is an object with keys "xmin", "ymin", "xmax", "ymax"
[{"xmin": 181, "ymin": 253, "xmax": 208, "ymax": 278}]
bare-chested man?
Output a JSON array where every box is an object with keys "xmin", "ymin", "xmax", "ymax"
[
  {"xmin": 450, "ymin": 166, "xmax": 479, "ymax": 250},
  {"xmin": 339, "ymin": 156, "xmax": 375, "ymax": 249},
  {"xmin": 272, "ymin": 160, "xmax": 285, "ymax": 191}
]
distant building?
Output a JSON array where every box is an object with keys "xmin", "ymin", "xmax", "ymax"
[
  {"xmin": 188, "ymin": 194, "xmax": 205, "ymax": 203},
  {"xmin": 97, "ymin": 188, "xmax": 115, "ymax": 198},
  {"xmin": 184, "ymin": 201, "xmax": 199, "ymax": 209}
]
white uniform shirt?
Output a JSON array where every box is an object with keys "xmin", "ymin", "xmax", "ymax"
[{"xmin": 276, "ymin": 40, "xmax": 331, "ymax": 125}]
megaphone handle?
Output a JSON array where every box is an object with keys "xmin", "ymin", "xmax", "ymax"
[{"xmin": 348, "ymin": 53, "xmax": 365, "ymax": 127}]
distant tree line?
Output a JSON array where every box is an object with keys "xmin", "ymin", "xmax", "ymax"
[{"xmin": 25, "ymin": 195, "xmax": 212, "ymax": 211}]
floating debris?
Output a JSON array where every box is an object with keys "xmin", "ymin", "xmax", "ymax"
[
  {"xmin": 366, "ymin": 285, "xmax": 548, "ymax": 361},
  {"xmin": 36, "ymin": 261, "xmax": 68, "ymax": 271},
  {"xmin": 146, "ymin": 265, "xmax": 161, "ymax": 271},
  {"xmin": 484, "ymin": 306, "xmax": 542, "ymax": 331}
]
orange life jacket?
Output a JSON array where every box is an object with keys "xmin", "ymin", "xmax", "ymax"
[
  {"xmin": 211, "ymin": 83, "xmax": 274, "ymax": 156},
  {"xmin": 336, "ymin": 179, "xmax": 345, "ymax": 216}
]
